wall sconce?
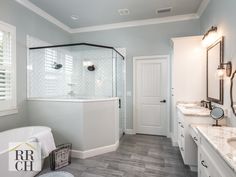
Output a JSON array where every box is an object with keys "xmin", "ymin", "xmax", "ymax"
[
  {"xmin": 202, "ymin": 26, "xmax": 218, "ymax": 47},
  {"xmin": 217, "ymin": 61, "xmax": 232, "ymax": 79}
]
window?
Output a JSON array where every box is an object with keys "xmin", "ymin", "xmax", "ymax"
[{"xmin": 0, "ymin": 21, "xmax": 16, "ymax": 115}]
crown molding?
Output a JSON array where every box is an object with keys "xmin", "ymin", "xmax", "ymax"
[
  {"xmin": 197, "ymin": 0, "xmax": 210, "ymax": 17},
  {"xmin": 15, "ymin": 0, "xmax": 203, "ymax": 34},
  {"xmin": 15, "ymin": 0, "xmax": 70, "ymax": 32},
  {"xmin": 70, "ymin": 14, "xmax": 199, "ymax": 33}
]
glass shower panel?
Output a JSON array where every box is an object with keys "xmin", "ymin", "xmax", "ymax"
[
  {"xmin": 116, "ymin": 54, "xmax": 125, "ymax": 138},
  {"xmin": 28, "ymin": 45, "xmax": 114, "ymax": 98},
  {"xmin": 70, "ymin": 45, "xmax": 113, "ymax": 98},
  {"xmin": 28, "ymin": 47, "xmax": 72, "ymax": 98}
]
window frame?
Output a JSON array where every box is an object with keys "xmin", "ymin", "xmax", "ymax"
[{"xmin": 0, "ymin": 21, "xmax": 17, "ymax": 117}]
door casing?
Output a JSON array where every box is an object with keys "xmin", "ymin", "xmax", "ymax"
[{"xmin": 133, "ymin": 55, "xmax": 171, "ymax": 137}]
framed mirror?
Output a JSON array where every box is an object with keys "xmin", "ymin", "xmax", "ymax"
[
  {"xmin": 230, "ymin": 70, "xmax": 236, "ymax": 116},
  {"xmin": 207, "ymin": 37, "xmax": 224, "ymax": 105}
]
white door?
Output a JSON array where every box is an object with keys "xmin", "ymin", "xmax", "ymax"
[{"xmin": 134, "ymin": 57, "xmax": 168, "ymax": 136}]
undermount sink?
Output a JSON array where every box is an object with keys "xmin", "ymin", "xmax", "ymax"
[
  {"xmin": 184, "ymin": 106, "xmax": 204, "ymax": 109},
  {"xmin": 227, "ymin": 138, "xmax": 236, "ymax": 149},
  {"xmin": 183, "ymin": 106, "xmax": 206, "ymax": 111}
]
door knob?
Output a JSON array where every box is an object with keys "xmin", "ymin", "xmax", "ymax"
[{"xmin": 160, "ymin": 100, "xmax": 166, "ymax": 103}]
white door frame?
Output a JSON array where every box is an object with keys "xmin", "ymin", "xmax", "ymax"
[{"xmin": 133, "ymin": 55, "xmax": 171, "ymax": 137}]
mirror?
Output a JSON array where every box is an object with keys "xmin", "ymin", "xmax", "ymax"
[
  {"xmin": 230, "ymin": 70, "xmax": 236, "ymax": 116},
  {"xmin": 210, "ymin": 107, "xmax": 224, "ymax": 126},
  {"xmin": 207, "ymin": 37, "xmax": 224, "ymax": 105}
]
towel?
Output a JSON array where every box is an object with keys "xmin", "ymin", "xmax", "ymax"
[{"xmin": 34, "ymin": 131, "xmax": 56, "ymax": 158}]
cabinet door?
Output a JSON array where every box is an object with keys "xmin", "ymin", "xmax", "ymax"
[
  {"xmin": 198, "ymin": 146, "xmax": 218, "ymax": 177},
  {"xmin": 199, "ymin": 168, "xmax": 211, "ymax": 177},
  {"xmin": 178, "ymin": 121, "xmax": 182, "ymax": 146}
]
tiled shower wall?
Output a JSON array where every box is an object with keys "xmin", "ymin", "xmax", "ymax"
[{"xmin": 71, "ymin": 49, "xmax": 114, "ymax": 97}]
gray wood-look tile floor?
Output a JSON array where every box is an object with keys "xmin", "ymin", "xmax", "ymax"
[{"xmin": 38, "ymin": 135, "xmax": 197, "ymax": 177}]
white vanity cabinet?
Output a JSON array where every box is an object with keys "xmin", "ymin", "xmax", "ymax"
[
  {"xmin": 198, "ymin": 134, "xmax": 235, "ymax": 177},
  {"xmin": 198, "ymin": 145, "xmax": 219, "ymax": 177},
  {"xmin": 177, "ymin": 109, "xmax": 213, "ymax": 170},
  {"xmin": 171, "ymin": 36, "xmax": 206, "ymax": 145}
]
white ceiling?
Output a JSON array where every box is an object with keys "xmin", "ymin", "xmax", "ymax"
[{"xmin": 28, "ymin": 0, "xmax": 203, "ymax": 28}]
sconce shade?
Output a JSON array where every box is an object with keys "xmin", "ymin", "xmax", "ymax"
[
  {"xmin": 217, "ymin": 66, "xmax": 225, "ymax": 80},
  {"xmin": 217, "ymin": 61, "xmax": 232, "ymax": 79}
]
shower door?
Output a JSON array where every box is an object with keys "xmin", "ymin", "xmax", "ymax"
[{"xmin": 116, "ymin": 54, "xmax": 125, "ymax": 138}]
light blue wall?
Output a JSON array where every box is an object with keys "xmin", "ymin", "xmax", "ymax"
[
  {"xmin": 71, "ymin": 20, "xmax": 201, "ymax": 129},
  {"xmin": 0, "ymin": 0, "xmax": 202, "ymax": 132},
  {"xmin": 0, "ymin": 0, "xmax": 71, "ymax": 131},
  {"xmin": 200, "ymin": 0, "xmax": 236, "ymax": 126}
]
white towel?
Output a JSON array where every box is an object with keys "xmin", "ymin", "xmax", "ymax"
[{"xmin": 34, "ymin": 131, "xmax": 56, "ymax": 158}]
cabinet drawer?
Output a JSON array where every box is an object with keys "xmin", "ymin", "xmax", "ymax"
[
  {"xmin": 199, "ymin": 146, "xmax": 215, "ymax": 177},
  {"xmin": 189, "ymin": 126, "xmax": 199, "ymax": 146},
  {"xmin": 200, "ymin": 136, "xmax": 235, "ymax": 177},
  {"xmin": 199, "ymin": 167, "xmax": 211, "ymax": 177}
]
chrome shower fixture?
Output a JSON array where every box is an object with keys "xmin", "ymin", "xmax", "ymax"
[
  {"xmin": 52, "ymin": 62, "xmax": 63, "ymax": 69},
  {"xmin": 87, "ymin": 65, "xmax": 95, "ymax": 71}
]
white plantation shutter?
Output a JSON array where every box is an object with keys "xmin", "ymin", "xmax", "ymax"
[
  {"xmin": 0, "ymin": 31, "xmax": 11, "ymax": 100},
  {"xmin": 0, "ymin": 22, "xmax": 16, "ymax": 113}
]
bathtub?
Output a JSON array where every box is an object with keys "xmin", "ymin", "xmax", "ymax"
[{"xmin": 0, "ymin": 126, "xmax": 52, "ymax": 177}]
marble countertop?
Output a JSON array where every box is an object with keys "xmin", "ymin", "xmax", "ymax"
[
  {"xmin": 177, "ymin": 103, "xmax": 211, "ymax": 117},
  {"xmin": 196, "ymin": 125, "xmax": 236, "ymax": 173}
]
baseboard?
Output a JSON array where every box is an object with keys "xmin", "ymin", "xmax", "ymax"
[
  {"xmin": 71, "ymin": 141, "xmax": 119, "ymax": 159},
  {"xmin": 167, "ymin": 132, "xmax": 171, "ymax": 138},
  {"xmin": 125, "ymin": 129, "xmax": 136, "ymax": 135},
  {"xmin": 171, "ymin": 132, "xmax": 178, "ymax": 147}
]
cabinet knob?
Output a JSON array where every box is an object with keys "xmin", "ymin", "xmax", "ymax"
[{"xmin": 194, "ymin": 137, "xmax": 198, "ymax": 141}]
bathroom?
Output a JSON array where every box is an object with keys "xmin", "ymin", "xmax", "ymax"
[{"xmin": 0, "ymin": 0, "xmax": 236, "ymax": 177}]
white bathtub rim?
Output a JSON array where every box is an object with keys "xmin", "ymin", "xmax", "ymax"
[
  {"xmin": 71, "ymin": 140, "xmax": 119, "ymax": 159},
  {"xmin": 0, "ymin": 126, "xmax": 51, "ymax": 134},
  {"xmin": 0, "ymin": 126, "xmax": 52, "ymax": 155},
  {"xmin": 27, "ymin": 97, "xmax": 119, "ymax": 103}
]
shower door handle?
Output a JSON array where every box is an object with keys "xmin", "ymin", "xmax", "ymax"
[{"xmin": 119, "ymin": 99, "xmax": 121, "ymax": 108}]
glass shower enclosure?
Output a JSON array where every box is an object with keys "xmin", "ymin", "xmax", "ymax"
[{"xmin": 28, "ymin": 43, "xmax": 125, "ymax": 138}]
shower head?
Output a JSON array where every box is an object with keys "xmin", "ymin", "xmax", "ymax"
[
  {"xmin": 87, "ymin": 65, "xmax": 95, "ymax": 71},
  {"xmin": 52, "ymin": 62, "xmax": 63, "ymax": 70}
]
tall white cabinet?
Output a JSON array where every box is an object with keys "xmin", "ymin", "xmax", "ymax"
[{"xmin": 171, "ymin": 36, "xmax": 206, "ymax": 145}]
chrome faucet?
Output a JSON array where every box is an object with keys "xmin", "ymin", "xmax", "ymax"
[{"xmin": 200, "ymin": 100, "xmax": 212, "ymax": 110}]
